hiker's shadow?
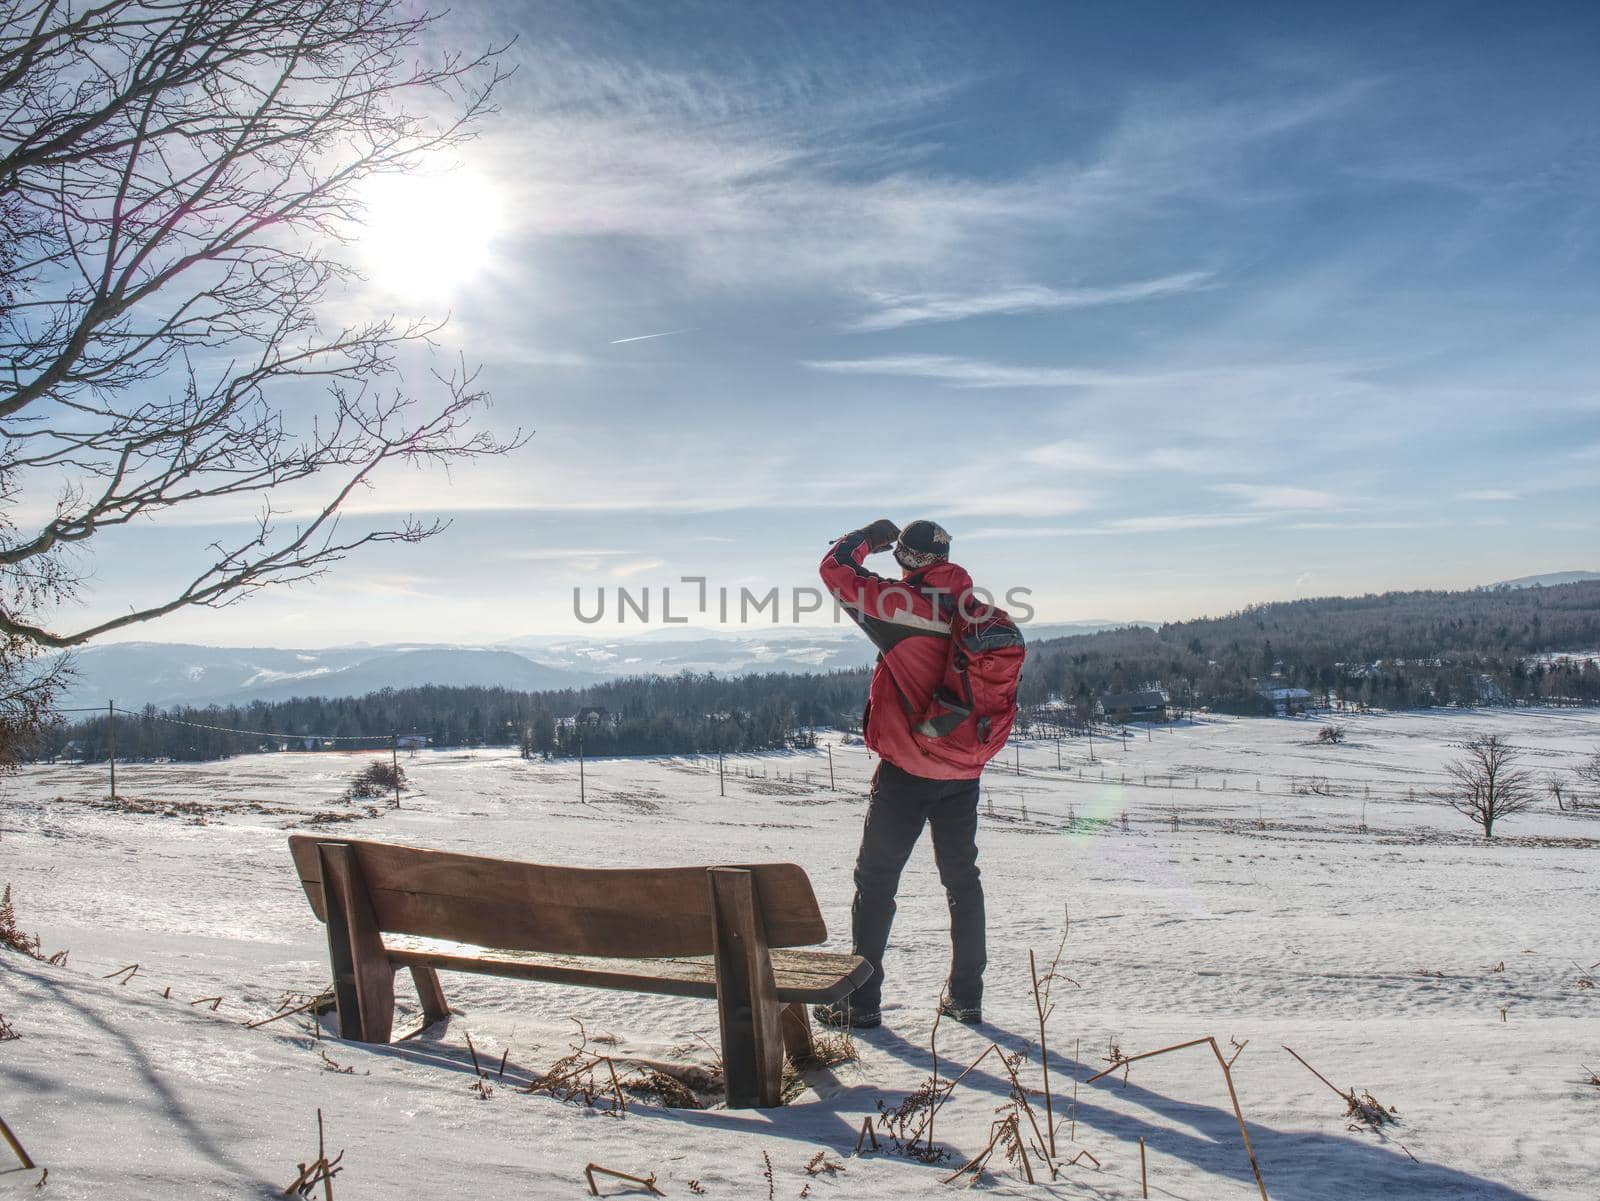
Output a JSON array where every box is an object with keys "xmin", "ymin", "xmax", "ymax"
[{"xmin": 855, "ymin": 1020, "xmax": 1541, "ymax": 1201}]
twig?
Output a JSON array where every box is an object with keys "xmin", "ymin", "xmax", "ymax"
[
  {"xmin": 854, "ymin": 1115, "xmax": 879, "ymax": 1154},
  {"xmin": 1086, "ymin": 1037, "xmax": 1268, "ymax": 1201},
  {"xmin": 190, "ymin": 996, "xmax": 223, "ymax": 1010},
  {"xmin": 246, "ymin": 993, "xmax": 334, "ymax": 1030},
  {"xmin": 0, "ymin": 1111, "xmax": 36, "ymax": 1169},
  {"xmin": 1281, "ymin": 1045, "xmax": 1347, "ymax": 1102},
  {"xmin": 583, "ymin": 1163, "xmax": 664, "ymax": 1197},
  {"xmin": 1140, "ymin": 1136, "xmax": 1148, "ymax": 1198},
  {"xmin": 464, "ymin": 1031, "xmax": 483, "ymax": 1076},
  {"xmin": 101, "ymin": 962, "xmax": 139, "ymax": 983}
]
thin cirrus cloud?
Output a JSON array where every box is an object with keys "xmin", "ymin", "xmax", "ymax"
[
  {"xmin": 801, "ymin": 354, "xmax": 1151, "ymax": 389},
  {"xmin": 848, "ymin": 271, "xmax": 1216, "ymax": 332},
  {"xmin": 1210, "ymin": 483, "xmax": 1338, "ymax": 510},
  {"xmin": 968, "ymin": 513, "xmax": 1271, "ymax": 539}
]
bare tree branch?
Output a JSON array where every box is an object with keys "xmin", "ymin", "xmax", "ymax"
[{"xmin": 0, "ymin": 0, "xmax": 525, "ymax": 657}]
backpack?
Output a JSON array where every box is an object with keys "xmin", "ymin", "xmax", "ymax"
[{"xmin": 909, "ymin": 603, "xmax": 1026, "ymax": 772}]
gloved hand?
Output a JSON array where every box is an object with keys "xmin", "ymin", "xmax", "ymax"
[{"xmin": 861, "ymin": 518, "xmax": 901, "ymax": 551}]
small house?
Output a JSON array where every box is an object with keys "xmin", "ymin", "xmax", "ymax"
[
  {"xmin": 1097, "ymin": 690, "xmax": 1169, "ymax": 723},
  {"xmin": 1258, "ymin": 686, "xmax": 1314, "ymax": 716}
]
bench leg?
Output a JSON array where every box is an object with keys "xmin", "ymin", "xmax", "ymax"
[
  {"xmin": 781, "ymin": 1002, "xmax": 814, "ymax": 1061},
  {"xmin": 409, "ymin": 965, "xmax": 450, "ymax": 1025},
  {"xmin": 708, "ymin": 867, "xmax": 785, "ymax": 1108},
  {"xmin": 318, "ymin": 842, "xmax": 395, "ymax": 1044}
]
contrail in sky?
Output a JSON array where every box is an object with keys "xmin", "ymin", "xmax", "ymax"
[{"xmin": 609, "ymin": 329, "xmax": 692, "ymax": 344}]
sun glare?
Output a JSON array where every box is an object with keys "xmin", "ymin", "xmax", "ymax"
[{"xmin": 355, "ymin": 168, "xmax": 504, "ymax": 301}]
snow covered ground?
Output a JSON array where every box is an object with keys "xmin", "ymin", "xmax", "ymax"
[{"xmin": 3, "ymin": 708, "xmax": 1598, "ymax": 1199}]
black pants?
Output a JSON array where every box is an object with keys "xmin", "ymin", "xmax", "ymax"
[{"xmin": 847, "ymin": 759, "xmax": 985, "ymax": 1012}]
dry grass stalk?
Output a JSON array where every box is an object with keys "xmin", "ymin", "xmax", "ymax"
[
  {"xmin": 246, "ymin": 991, "xmax": 335, "ymax": 1030},
  {"xmin": 282, "ymin": 1108, "xmax": 343, "ymax": 1199},
  {"xmin": 1583, "ymin": 1064, "xmax": 1600, "ymax": 1089},
  {"xmin": 583, "ymin": 1163, "xmax": 664, "ymax": 1197},
  {"xmin": 1029, "ymin": 906, "xmax": 1079, "ymax": 1160},
  {"xmin": 188, "ymin": 996, "xmax": 223, "ymax": 1010},
  {"xmin": 1140, "ymin": 1135, "xmax": 1148, "ymax": 1198},
  {"xmin": 1282, "ymin": 1045, "xmax": 1398, "ymax": 1129},
  {"xmin": 523, "ymin": 1024, "xmax": 629, "ymax": 1116},
  {"xmin": 803, "ymin": 1150, "xmax": 845, "ymax": 1176},
  {"xmin": 761, "ymin": 1150, "xmax": 775, "ymax": 1201},
  {"xmin": 0, "ymin": 1013, "xmax": 17, "ymax": 1042},
  {"xmin": 1086, "ymin": 1036, "xmax": 1268, "ymax": 1201},
  {"xmin": 318, "ymin": 1049, "xmax": 355, "ymax": 1075},
  {"xmin": 1, "ymin": 1111, "xmax": 36, "ymax": 1170},
  {"xmin": 854, "ymin": 1116, "xmax": 879, "ymax": 1154},
  {"xmin": 0, "ymin": 884, "xmax": 66, "ymax": 965},
  {"xmin": 101, "ymin": 962, "xmax": 139, "ymax": 983}
]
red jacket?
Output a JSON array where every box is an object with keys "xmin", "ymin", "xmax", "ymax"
[{"xmin": 820, "ymin": 531, "xmax": 979, "ymax": 780}]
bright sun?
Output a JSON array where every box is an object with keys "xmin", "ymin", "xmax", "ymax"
[{"xmin": 355, "ymin": 168, "xmax": 504, "ymax": 300}]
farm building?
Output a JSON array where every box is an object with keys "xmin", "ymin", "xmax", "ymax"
[
  {"xmin": 1097, "ymin": 689, "xmax": 1169, "ymax": 722},
  {"xmin": 1259, "ymin": 686, "xmax": 1315, "ymax": 716}
]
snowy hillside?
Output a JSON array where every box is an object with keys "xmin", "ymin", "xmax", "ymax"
[{"xmin": 2, "ymin": 709, "xmax": 1598, "ymax": 1198}]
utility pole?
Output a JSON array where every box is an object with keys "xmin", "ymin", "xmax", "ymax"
[
  {"xmin": 826, "ymin": 743, "xmax": 834, "ymax": 791},
  {"xmin": 1015, "ymin": 743, "xmax": 1021, "ymax": 776},
  {"xmin": 391, "ymin": 734, "xmax": 401, "ymax": 808},
  {"xmin": 107, "ymin": 700, "xmax": 116, "ymax": 799},
  {"xmin": 719, "ymin": 748, "xmax": 725, "ymax": 797},
  {"xmin": 1055, "ymin": 738, "xmax": 1061, "ymax": 770},
  {"xmin": 579, "ymin": 737, "xmax": 586, "ymax": 804}
]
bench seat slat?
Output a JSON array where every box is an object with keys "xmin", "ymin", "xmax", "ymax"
[{"xmin": 384, "ymin": 935, "xmax": 870, "ymax": 1004}]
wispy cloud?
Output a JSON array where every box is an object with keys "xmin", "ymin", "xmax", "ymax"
[
  {"xmin": 849, "ymin": 271, "xmax": 1215, "ymax": 332},
  {"xmin": 968, "ymin": 512, "xmax": 1271, "ymax": 538},
  {"xmin": 802, "ymin": 354, "xmax": 1143, "ymax": 389},
  {"xmin": 1457, "ymin": 488, "xmax": 1519, "ymax": 502},
  {"xmin": 1211, "ymin": 483, "xmax": 1338, "ymax": 509}
]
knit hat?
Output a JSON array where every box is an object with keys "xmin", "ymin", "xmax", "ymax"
[{"xmin": 893, "ymin": 519, "xmax": 951, "ymax": 571}]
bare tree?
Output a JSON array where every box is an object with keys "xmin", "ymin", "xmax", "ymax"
[
  {"xmin": 1546, "ymin": 771, "xmax": 1567, "ymax": 812},
  {"xmin": 1575, "ymin": 747, "xmax": 1600, "ymax": 809},
  {"xmin": 0, "ymin": 0, "xmax": 522, "ymax": 665},
  {"xmin": 1438, "ymin": 735, "xmax": 1535, "ymax": 839}
]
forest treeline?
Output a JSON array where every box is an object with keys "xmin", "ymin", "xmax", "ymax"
[
  {"xmin": 1023, "ymin": 579, "xmax": 1600, "ymax": 714},
  {"xmin": 37, "ymin": 581, "xmax": 1600, "ymax": 761}
]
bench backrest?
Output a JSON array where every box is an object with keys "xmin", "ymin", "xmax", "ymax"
[{"xmin": 288, "ymin": 834, "xmax": 827, "ymax": 958}]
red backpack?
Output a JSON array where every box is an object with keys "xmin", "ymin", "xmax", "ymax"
[{"xmin": 909, "ymin": 603, "xmax": 1027, "ymax": 772}]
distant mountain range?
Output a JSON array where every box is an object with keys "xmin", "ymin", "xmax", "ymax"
[
  {"xmin": 55, "ymin": 618, "xmax": 1150, "ymax": 710},
  {"xmin": 1482, "ymin": 570, "xmax": 1600, "ymax": 590}
]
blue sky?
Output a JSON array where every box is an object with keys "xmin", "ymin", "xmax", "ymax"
[{"xmin": 84, "ymin": 0, "xmax": 1600, "ymax": 646}]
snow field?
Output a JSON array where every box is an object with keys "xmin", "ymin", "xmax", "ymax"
[{"xmin": 2, "ymin": 708, "xmax": 1598, "ymax": 1198}]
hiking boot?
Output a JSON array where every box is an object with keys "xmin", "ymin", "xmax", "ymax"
[
  {"xmin": 812, "ymin": 1000, "xmax": 881, "ymax": 1029},
  {"xmin": 937, "ymin": 997, "xmax": 982, "ymax": 1026}
]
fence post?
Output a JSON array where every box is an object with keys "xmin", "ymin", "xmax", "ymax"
[
  {"xmin": 107, "ymin": 700, "xmax": 116, "ymax": 799},
  {"xmin": 579, "ymin": 738, "xmax": 586, "ymax": 803},
  {"xmin": 719, "ymin": 748, "xmax": 725, "ymax": 797},
  {"xmin": 391, "ymin": 734, "xmax": 401, "ymax": 808},
  {"xmin": 826, "ymin": 744, "xmax": 834, "ymax": 791}
]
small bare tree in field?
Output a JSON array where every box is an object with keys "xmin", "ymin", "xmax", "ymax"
[
  {"xmin": 1316, "ymin": 725, "xmax": 1347, "ymax": 745},
  {"xmin": 0, "ymin": 0, "xmax": 524, "ymax": 762},
  {"xmin": 1575, "ymin": 747, "xmax": 1600, "ymax": 804},
  {"xmin": 1438, "ymin": 735, "xmax": 1535, "ymax": 839},
  {"xmin": 1545, "ymin": 772, "xmax": 1567, "ymax": 812}
]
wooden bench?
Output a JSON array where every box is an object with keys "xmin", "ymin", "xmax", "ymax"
[{"xmin": 287, "ymin": 834, "xmax": 871, "ymax": 1108}]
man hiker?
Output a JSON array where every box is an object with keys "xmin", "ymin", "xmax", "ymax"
[{"xmin": 813, "ymin": 518, "xmax": 1024, "ymax": 1029}]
